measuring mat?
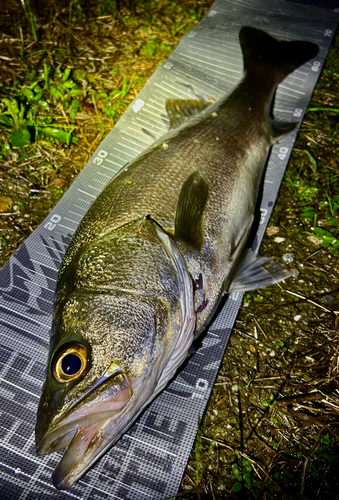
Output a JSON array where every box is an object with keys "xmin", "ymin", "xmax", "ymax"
[{"xmin": 0, "ymin": 0, "xmax": 338, "ymax": 498}]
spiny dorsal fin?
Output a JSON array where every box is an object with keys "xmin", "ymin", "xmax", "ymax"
[
  {"xmin": 175, "ymin": 171, "xmax": 209, "ymax": 251},
  {"xmin": 166, "ymin": 99, "xmax": 211, "ymax": 129},
  {"xmin": 271, "ymin": 119, "xmax": 297, "ymax": 142}
]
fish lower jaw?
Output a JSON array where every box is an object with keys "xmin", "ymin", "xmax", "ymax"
[
  {"xmin": 36, "ymin": 404, "xmax": 126, "ymax": 456},
  {"xmin": 52, "ymin": 421, "xmax": 106, "ymax": 489}
]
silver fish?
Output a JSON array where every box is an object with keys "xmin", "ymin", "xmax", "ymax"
[{"xmin": 35, "ymin": 26, "xmax": 319, "ymax": 488}]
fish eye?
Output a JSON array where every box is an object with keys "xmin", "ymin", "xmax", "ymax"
[{"xmin": 53, "ymin": 344, "xmax": 88, "ymax": 383}]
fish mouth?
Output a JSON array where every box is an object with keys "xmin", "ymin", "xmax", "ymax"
[{"xmin": 37, "ymin": 371, "xmax": 133, "ymax": 489}]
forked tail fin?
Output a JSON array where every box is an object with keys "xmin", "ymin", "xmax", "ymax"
[{"xmin": 239, "ymin": 26, "xmax": 319, "ymax": 85}]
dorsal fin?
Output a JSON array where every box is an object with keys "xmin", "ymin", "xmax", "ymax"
[
  {"xmin": 174, "ymin": 171, "xmax": 209, "ymax": 251},
  {"xmin": 166, "ymin": 99, "xmax": 211, "ymax": 129}
]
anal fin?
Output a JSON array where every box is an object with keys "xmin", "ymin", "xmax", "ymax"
[
  {"xmin": 229, "ymin": 249, "xmax": 292, "ymax": 293},
  {"xmin": 271, "ymin": 119, "xmax": 297, "ymax": 142}
]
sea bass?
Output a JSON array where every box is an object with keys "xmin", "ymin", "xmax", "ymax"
[{"xmin": 35, "ymin": 27, "xmax": 319, "ymax": 488}]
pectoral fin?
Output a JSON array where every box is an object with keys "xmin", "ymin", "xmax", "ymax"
[
  {"xmin": 229, "ymin": 249, "xmax": 292, "ymax": 293},
  {"xmin": 166, "ymin": 99, "xmax": 211, "ymax": 129},
  {"xmin": 175, "ymin": 171, "xmax": 209, "ymax": 251}
]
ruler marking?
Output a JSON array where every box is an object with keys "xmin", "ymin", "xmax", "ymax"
[
  {"xmin": 77, "ymin": 189, "xmax": 97, "ymax": 199},
  {"xmin": 174, "ymin": 66, "xmax": 224, "ymax": 93},
  {"xmin": 0, "ymin": 332, "xmax": 46, "ymax": 354},
  {"xmin": 113, "ymin": 147, "xmax": 135, "ymax": 159},
  {"xmin": 163, "ymin": 389, "xmax": 190, "ymax": 400},
  {"xmin": 172, "ymin": 380, "xmax": 195, "ymax": 390},
  {"xmin": 125, "ymin": 435, "xmax": 177, "ymax": 458},
  {"xmin": 279, "ymin": 85, "xmax": 306, "ymax": 95},
  {"xmin": 78, "ymin": 475, "xmax": 125, "ymax": 500},
  {"xmin": 187, "ymin": 49, "xmax": 243, "ymax": 69},
  {"xmin": 132, "ymin": 116, "xmax": 165, "ymax": 132},
  {"xmin": 274, "ymin": 109, "xmax": 294, "ymax": 114},
  {"xmin": 188, "ymin": 42, "xmax": 243, "ymax": 64},
  {"xmin": 117, "ymin": 142, "xmax": 143, "ymax": 155},
  {"xmin": 179, "ymin": 52, "xmax": 241, "ymax": 74},
  {"xmin": 0, "ymin": 447, "xmax": 46, "ymax": 469},
  {"xmin": 88, "ymin": 185, "xmax": 103, "ymax": 193},
  {"xmin": 135, "ymin": 421, "xmax": 183, "ymax": 441},
  {"xmin": 0, "ymin": 304, "xmax": 50, "ymax": 328},
  {"xmin": 0, "ymin": 462, "xmax": 83, "ymax": 500},
  {"xmin": 109, "ymin": 155, "xmax": 129, "ymax": 164},
  {"xmin": 96, "ymin": 171, "xmax": 112, "ymax": 179},
  {"xmin": 195, "ymin": 33, "xmax": 241, "ymax": 51},
  {"xmin": 78, "ymin": 199, "xmax": 93, "ymax": 207},
  {"xmin": 153, "ymin": 83, "xmax": 190, "ymax": 99},
  {"xmin": 276, "ymin": 91, "xmax": 299, "ymax": 100},
  {"xmin": 101, "ymin": 163, "xmax": 118, "ymax": 172},
  {"xmin": 0, "ymin": 458, "xmax": 85, "ymax": 500},
  {"xmin": 153, "ymin": 83, "xmax": 194, "ymax": 99},
  {"xmin": 121, "ymin": 130, "xmax": 152, "ymax": 146},
  {"xmin": 58, "ymin": 223, "xmax": 77, "ymax": 231},
  {"xmin": 0, "ymin": 378, "xmax": 40, "ymax": 398},
  {"xmin": 1, "ymin": 288, "xmax": 52, "ymax": 306},
  {"xmin": 193, "ymin": 38, "xmax": 242, "ymax": 53},
  {"xmin": 34, "ymin": 250, "xmax": 61, "ymax": 264},
  {"xmin": 146, "ymin": 103, "xmax": 170, "ymax": 114},
  {"xmin": 286, "ymin": 74, "xmax": 306, "ymax": 83},
  {"xmin": 0, "ymin": 317, "xmax": 48, "ymax": 341},
  {"xmin": 68, "ymin": 210, "xmax": 82, "ymax": 217},
  {"xmin": 41, "ymin": 242, "xmax": 64, "ymax": 254},
  {"xmin": 63, "ymin": 217, "xmax": 81, "ymax": 224},
  {"xmin": 48, "ymin": 236, "xmax": 68, "ymax": 246},
  {"xmin": 16, "ymin": 274, "xmax": 55, "ymax": 290},
  {"xmin": 142, "ymin": 107, "xmax": 168, "ymax": 123},
  {"xmin": 88, "ymin": 469, "xmax": 150, "ymax": 498},
  {"xmin": 31, "ymin": 259, "xmax": 57, "ymax": 272},
  {"xmin": 105, "ymin": 158, "xmax": 124, "ymax": 166},
  {"xmin": 16, "ymin": 265, "xmax": 57, "ymax": 282}
]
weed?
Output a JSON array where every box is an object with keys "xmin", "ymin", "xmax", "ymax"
[
  {"xmin": 263, "ymin": 393, "xmax": 276, "ymax": 408},
  {"xmin": 311, "ymin": 227, "xmax": 339, "ymax": 256},
  {"xmin": 303, "ymin": 150, "xmax": 317, "ymax": 171},
  {"xmin": 99, "ymin": 0, "xmax": 118, "ymax": 15},
  {"xmin": 20, "ymin": 0, "xmax": 38, "ymax": 42},
  {"xmin": 0, "ymin": 237, "xmax": 7, "ymax": 249},
  {"xmin": 192, "ymin": 418, "xmax": 215, "ymax": 497},
  {"xmin": 308, "ymin": 434, "xmax": 337, "ymax": 476},
  {"xmin": 277, "ymin": 340, "xmax": 287, "ymax": 352},
  {"xmin": 0, "ymin": 142, "xmax": 12, "ymax": 159},
  {"xmin": 0, "ymin": 66, "xmax": 82, "ymax": 147},
  {"xmin": 231, "ymin": 417, "xmax": 240, "ymax": 430},
  {"xmin": 51, "ymin": 188, "xmax": 64, "ymax": 199},
  {"xmin": 227, "ymin": 456, "xmax": 260, "ymax": 497},
  {"xmin": 253, "ymin": 293, "xmax": 264, "ymax": 302}
]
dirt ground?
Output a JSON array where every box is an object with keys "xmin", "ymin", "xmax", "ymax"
[{"xmin": 0, "ymin": 1, "xmax": 339, "ymax": 499}]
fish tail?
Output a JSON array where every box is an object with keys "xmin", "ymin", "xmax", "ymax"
[{"xmin": 239, "ymin": 26, "xmax": 319, "ymax": 85}]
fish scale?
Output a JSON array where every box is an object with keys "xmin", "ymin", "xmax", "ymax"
[{"xmin": 0, "ymin": 0, "xmax": 338, "ymax": 499}]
